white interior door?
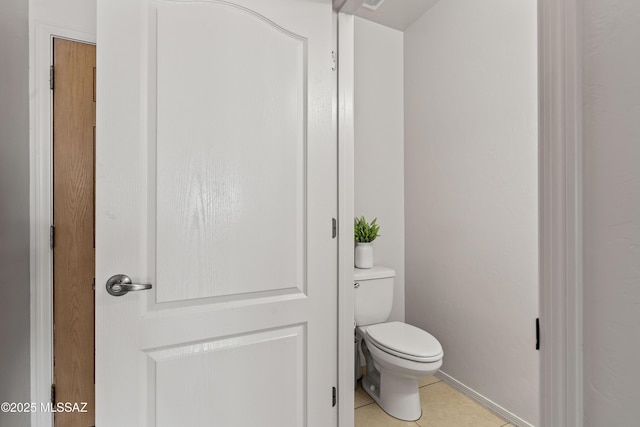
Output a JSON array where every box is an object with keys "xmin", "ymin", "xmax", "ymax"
[{"xmin": 95, "ymin": 0, "xmax": 337, "ymax": 425}]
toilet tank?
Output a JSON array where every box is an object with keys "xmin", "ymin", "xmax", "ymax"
[{"xmin": 354, "ymin": 266, "xmax": 396, "ymax": 326}]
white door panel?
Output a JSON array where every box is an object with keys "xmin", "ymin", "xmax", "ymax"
[
  {"xmin": 151, "ymin": 326, "xmax": 305, "ymax": 426},
  {"xmin": 96, "ymin": 0, "xmax": 337, "ymax": 425},
  {"xmin": 155, "ymin": 2, "xmax": 306, "ymax": 302}
]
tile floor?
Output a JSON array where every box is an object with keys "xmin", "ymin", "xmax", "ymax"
[{"xmin": 354, "ymin": 375, "xmax": 514, "ymax": 427}]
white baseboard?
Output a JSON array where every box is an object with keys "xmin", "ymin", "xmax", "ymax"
[{"xmin": 435, "ymin": 371, "xmax": 533, "ymax": 427}]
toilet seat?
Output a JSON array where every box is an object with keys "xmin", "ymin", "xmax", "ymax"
[{"xmin": 365, "ymin": 321, "xmax": 443, "ymax": 363}]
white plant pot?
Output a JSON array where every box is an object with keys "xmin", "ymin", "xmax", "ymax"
[{"xmin": 355, "ymin": 242, "xmax": 373, "ymax": 269}]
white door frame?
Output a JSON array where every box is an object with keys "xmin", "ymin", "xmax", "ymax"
[
  {"xmin": 336, "ymin": 10, "xmax": 356, "ymax": 427},
  {"xmin": 30, "ymin": 1, "xmax": 582, "ymax": 426},
  {"xmin": 538, "ymin": 0, "xmax": 583, "ymax": 425}
]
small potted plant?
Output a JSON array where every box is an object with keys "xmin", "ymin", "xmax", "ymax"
[{"xmin": 354, "ymin": 216, "xmax": 380, "ymax": 269}]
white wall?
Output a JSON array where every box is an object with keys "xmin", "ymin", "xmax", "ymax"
[
  {"xmin": 0, "ymin": 0, "xmax": 31, "ymax": 426},
  {"xmin": 582, "ymin": 0, "xmax": 640, "ymax": 425},
  {"xmin": 403, "ymin": 0, "xmax": 539, "ymax": 425},
  {"xmin": 30, "ymin": 0, "xmax": 95, "ymax": 34},
  {"xmin": 354, "ymin": 17, "xmax": 405, "ymax": 321}
]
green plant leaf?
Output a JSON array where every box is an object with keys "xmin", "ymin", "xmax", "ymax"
[{"xmin": 354, "ymin": 215, "xmax": 381, "ymax": 243}]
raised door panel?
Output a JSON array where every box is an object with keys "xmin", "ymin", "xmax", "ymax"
[
  {"xmin": 149, "ymin": 326, "xmax": 305, "ymax": 426},
  {"xmin": 153, "ymin": 2, "xmax": 307, "ymax": 303}
]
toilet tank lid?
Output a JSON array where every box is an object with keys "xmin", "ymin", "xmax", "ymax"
[{"xmin": 354, "ymin": 266, "xmax": 396, "ymax": 281}]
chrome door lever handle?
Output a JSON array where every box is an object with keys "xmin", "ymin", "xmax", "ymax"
[{"xmin": 106, "ymin": 274, "xmax": 152, "ymax": 297}]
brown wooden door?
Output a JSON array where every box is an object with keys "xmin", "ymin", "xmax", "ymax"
[{"xmin": 52, "ymin": 37, "xmax": 96, "ymax": 427}]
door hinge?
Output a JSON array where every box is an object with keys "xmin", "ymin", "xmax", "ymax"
[
  {"xmin": 536, "ymin": 318, "xmax": 540, "ymax": 350},
  {"xmin": 332, "ymin": 218, "xmax": 337, "ymax": 239},
  {"xmin": 51, "ymin": 384, "xmax": 56, "ymax": 404},
  {"xmin": 50, "ymin": 225, "xmax": 55, "ymax": 249},
  {"xmin": 92, "ymin": 277, "xmax": 96, "ymax": 292},
  {"xmin": 50, "ymin": 65, "xmax": 55, "ymax": 90},
  {"xmin": 332, "ymin": 386, "xmax": 337, "ymax": 407},
  {"xmin": 331, "ymin": 51, "xmax": 336, "ymax": 71}
]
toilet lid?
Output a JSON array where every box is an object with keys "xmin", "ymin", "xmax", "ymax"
[{"xmin": 366, "ymin": 322, "xmax": 443, "ymax": 363}]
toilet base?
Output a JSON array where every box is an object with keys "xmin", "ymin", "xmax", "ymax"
[
  {"xmin": 361, "ymin": 369, "xmax": 422, "ymax": 421},
  {"xmin": 358, "ymin": 335, "xmax": 442, "ymax": 421},
  {"xmin": 360, "ymin": 339, "xmax": 424, "ymax": 421}
]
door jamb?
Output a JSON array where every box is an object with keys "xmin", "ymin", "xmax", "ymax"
[
  {"xmin": 29, "ymin": 23, "xmax": 96, "ymax": 427},
  {"xmin": 538, "ymin": 0, "xmax": 583, "ymax": 425},
  {"xmin": 336, "ymin": 11, "xmax": 355, "ymax": 427}
]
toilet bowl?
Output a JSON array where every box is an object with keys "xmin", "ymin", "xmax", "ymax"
[{"xmin": 355, "ymin": 267, "xmax": 444, "ymax": 421}]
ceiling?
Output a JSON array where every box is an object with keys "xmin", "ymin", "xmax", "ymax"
[{"xmin": 354, "ymin": 0, "xmax": 441, "ymax": 31}]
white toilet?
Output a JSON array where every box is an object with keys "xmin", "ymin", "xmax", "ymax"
[{"xmin": 355, "ymin": 266, "xmax": 443, "ymax": 421}]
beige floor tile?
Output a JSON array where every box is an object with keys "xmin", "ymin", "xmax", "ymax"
[
  {"xmin": 416, "ymin": 382, "xmax": 506, "ymax": 427},
  {"xmin": 355, "ymin": 402, "xmax": 420, "ymax": 427},
  {"xmin": 418, "ymin": 375, "xmax": 441, "ymax": 388},
  {"xmin": 354, "ymin": 382, "xmax": 374, "ymax": 409}
]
